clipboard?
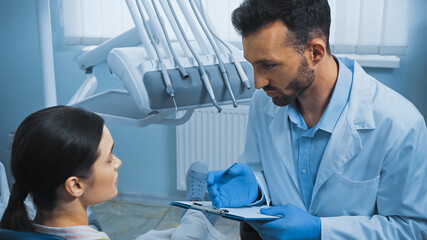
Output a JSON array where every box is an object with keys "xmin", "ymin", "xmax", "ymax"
[{"xmin": 170, "ymin": 201, "xmax": 280, "ymax": 222}]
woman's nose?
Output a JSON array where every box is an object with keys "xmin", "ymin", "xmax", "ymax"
[{"xmin": 114, "ymin": 157, "xmax": 122, "ymax": 170}]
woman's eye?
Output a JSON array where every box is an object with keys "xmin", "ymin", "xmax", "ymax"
[{"xmin": 108, "ymin": 155, "xmax": 113, "ymax": 162}]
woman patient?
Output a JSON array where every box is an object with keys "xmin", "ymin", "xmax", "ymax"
[{"xmin": 0, "ymin": 106, "xmax": 224, "ymax": 240}]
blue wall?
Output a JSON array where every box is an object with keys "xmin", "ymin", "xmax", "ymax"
[
  {"xmin": 0, "ymin": 0, "xmax": 45, "ymax": 186},
  {"xmin": 0, "ymin": 0, "xmax": 45, "ymax": 139},
  {"xmin": 1, "ymin": 0, "xmax": 426, "ymax": 199},
  {"xmin": 366, "ymin": 1, "xmax": 427, "ymax": 117}
]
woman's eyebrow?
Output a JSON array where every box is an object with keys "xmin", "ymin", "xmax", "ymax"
[{"xmin": 109, "ymin": 143, "xmax": 114, "ymax": 155}]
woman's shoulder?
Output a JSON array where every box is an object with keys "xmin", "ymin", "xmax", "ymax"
[{"xmin": 34, "ymin": 224, "xmax": 110, "ymax": 240}]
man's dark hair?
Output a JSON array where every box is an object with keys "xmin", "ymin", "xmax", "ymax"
[{"xmin": 232, "ymin": 0, "xmax": 331, "ymax": 54}]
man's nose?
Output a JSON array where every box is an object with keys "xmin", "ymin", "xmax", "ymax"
[{"xmin": 254, "ymin": 71, "xmax": 269, "ymax": 89}]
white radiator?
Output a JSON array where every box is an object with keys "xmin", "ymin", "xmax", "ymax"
[{"xmin": 176, "ymin": 105, "xmax": 250, "ymax": 190}]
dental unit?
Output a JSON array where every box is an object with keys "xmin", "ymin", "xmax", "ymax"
[{"xmin": 69, "ymin": 0, "xmax": 255, "ymax": 126}]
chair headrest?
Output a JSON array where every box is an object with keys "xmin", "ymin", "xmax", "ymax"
[{"xmin": 0, "ymin": 229, "xmax": 66, "ymax": 240}]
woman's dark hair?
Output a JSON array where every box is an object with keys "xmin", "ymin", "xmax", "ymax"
[
  {"xmin": 0, "ymin": 105, "xmax": 104, "ymax": 232},
  {"xmin": 232, "ymin": 0, "xmax": 331, "ymax": 54}
]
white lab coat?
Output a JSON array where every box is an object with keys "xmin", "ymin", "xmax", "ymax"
[
  {"xmin": 135, "ymin": 210, "xmax": 225, "ymax": 240},
  {"xmin": 240, "ymin": 57, "xmax": 427, "ymax": 239}
]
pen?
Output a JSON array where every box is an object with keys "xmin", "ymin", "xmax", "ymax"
[
  {"xmin": 192, "ymin": 202, "xmax": 229, "ymax": 214},
  {"xmin": 226, "ymin": 162, "xmax": 238, "ymax": 175}
]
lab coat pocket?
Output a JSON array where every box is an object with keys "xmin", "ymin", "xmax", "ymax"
[
  {"xmin": 314, "ymin": 173, "xmax": 380, "ymax": 217},
  {"xmin": 334, "ymin": 172, "xmax": 380, "ymax": 189}
]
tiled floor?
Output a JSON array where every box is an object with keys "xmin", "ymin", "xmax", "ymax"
[{"xmin": 91, "ymin": 199, "xmax": 241, "ymax": 240}]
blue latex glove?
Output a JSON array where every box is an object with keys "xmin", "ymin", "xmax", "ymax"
[
  {"xmin": 206, "ymin": 163, "xmax": 259, "ymax": 208},
  {"xmin": 249, "ymin": 204, "xmax": 321, "ymax": 240}
]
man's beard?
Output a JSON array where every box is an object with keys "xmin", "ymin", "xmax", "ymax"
[{"xmin": 264, "ymin": 57, "xmax": 315, "ymax": 107}]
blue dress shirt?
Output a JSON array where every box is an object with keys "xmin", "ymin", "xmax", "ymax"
[{"xmin": 288, "ymin": 57, "xmax": 353, "ymax": 209}]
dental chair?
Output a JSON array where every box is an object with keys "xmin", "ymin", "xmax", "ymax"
[{"xmin": 0, "ymin": 229, "xmax": 66, "ymax": 240}]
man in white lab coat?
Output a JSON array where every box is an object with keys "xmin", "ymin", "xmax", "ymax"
[{"xmin": 206, "ymin": 0, "xmax": 427, "ymax": 239}]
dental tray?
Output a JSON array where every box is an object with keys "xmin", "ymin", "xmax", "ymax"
[{"xmin": 70, "ymin": 89, "xmax": 180, "ymax": 127}]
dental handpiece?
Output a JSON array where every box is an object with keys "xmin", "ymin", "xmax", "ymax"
[
  {"xmin": 219, "ymin": 67, "xmax": 238, "ymax": 108},
  {"xmin": 151, "ymin": 0, "xmax": 188, "ymax": 79},
  {"xmin": 166, "ymin": 0, "xmax": 221, "ymax": 113},
  {"xmin": 200, "ymin": 72, "xmax": 221, "ymax": 112},
  {"xmin": 197, "ymin": 0, "xmax": 251, "ymax": 89},
  {"xmin": 136, "ymin": 0, "xmax": 177, "ymax": 110},
  {"xmin": 189, "ymin": 0, "xmax": 238, "ymax": 108}
]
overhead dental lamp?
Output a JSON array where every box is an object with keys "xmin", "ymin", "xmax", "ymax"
[{"xmin": 69, "ymin": 0, "xmax": 255, "ymax": 127}]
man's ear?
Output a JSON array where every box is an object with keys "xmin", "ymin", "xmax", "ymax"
[
  {"xmin": 64, "ymin": 176, "xmax": 84, "ymax": 198},
  {"xmin": 306, "ymin": 38, "xmax": 327, "ymax": 66}
]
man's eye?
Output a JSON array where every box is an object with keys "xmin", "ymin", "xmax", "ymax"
[{"xmin": 263, "ymin": 64, "xmax": 276, "ymax": 69}]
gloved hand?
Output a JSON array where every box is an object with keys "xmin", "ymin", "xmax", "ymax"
[
  {"xmin": 206, "ymin": 163, "xmax": 259, "ymax": 208},
  {"xmin": 249, "ymin": 204, "xmax": 321, "ymax": 240}
]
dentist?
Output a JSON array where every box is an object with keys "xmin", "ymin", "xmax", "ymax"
[{"xmin": 207, "ymin": 0, "xmax": 427, "ymax": 239}]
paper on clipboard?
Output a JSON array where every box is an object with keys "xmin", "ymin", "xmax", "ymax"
[{"xmin": 170, "ymin": 201, "xmax": 280, "ymax": 222}]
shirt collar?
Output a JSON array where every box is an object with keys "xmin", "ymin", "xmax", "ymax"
[
  {"xmin": 288, "ymin": 56, "xmax": 353, "ymax": 133},
  {"xmin": 288, "ymin": 101, "xmax": 305, "ymax": 129}
]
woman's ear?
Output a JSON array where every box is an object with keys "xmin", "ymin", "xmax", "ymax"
[{"xmin": 64, "ymin": 176, "xmax": 84, "ymax": 198}]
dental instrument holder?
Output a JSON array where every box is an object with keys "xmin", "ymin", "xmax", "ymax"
[
  {"xmin": 107, "ymin": 44, "xmax": 254, "ymax": 115},
  {"xmin": 70, "ymin": 0, "xmax": 255, "ymax": 127},
  {"xmin": 143, "ymin": 62, "xmax": 253, "ymax": 110}
]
